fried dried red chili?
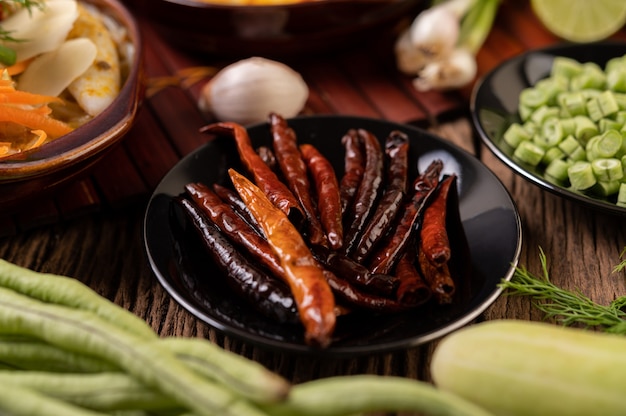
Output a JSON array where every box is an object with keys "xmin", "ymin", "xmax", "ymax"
[
  {"xmin": 420, "ymin": 174, "xmax": 456, "ymax": 266},
  {"xmin": 269, "ymin": 113, "xmax": 326, "ymax": 246},
  {"xmin": 211, "ymin": 183, "xmax": 261, "ymax": 232},
  {"xmin": 368, "ymin": 159, "xmax": 443, "ymax": 275},
  {"xmin": 185, "ymin": 182, "xmax": 284, "ymax": 278},
  {"xmin": 300, "ymin": 143, "xmax": 343, "ymax": 250},
  {"xmin": 177, "ymin": 197, "xmax": 299, "ymax": 324},
  {"xmin": 418, "ymin": 246, "xmax": 455, "ymax": 304},
  {"xmin": 338, "ymin": 129, "xmax": 364, "ymax": 216},
  {"xmin": 395, "ymin": 246, "xmax": 432, "ymax": 307},
  {"xmin": 342, "ymin": 128, "xmax": 384, "ymax": 256},
  {"xmin": 229, "ymin": 168, "xmax": 336, "ymax": 348},
  {"xmin": 310, "ymin": 245, "xmax": 399, "ymax": 297},
  {"xmin": 352, "ymin": 130, "xmax": 409, "ymax": 264},
  {"xmin": 200, "ymin": 121, "xmax": 304, "ymax": 227}
]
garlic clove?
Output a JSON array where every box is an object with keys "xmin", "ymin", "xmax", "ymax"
[
  {"xmin": 412, "ymin": 47, "xmax": 477, "ymax": 91},
  {"xmin": 198, "ymin": 57, "xmax": 309, "ymax": 125}
]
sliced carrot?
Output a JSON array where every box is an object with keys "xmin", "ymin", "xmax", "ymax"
[
  {"xmin": 5, "ymin": 58, "xmax": 34, "ymax": 76},
  {"xmin": 0, "ymin": 89, "xmax": 63, "ymax": 106},
  {"xmin": 0, "ymin": 105, "xmax": 73, "ymax": 139}
]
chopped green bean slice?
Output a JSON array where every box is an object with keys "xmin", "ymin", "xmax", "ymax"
[
  {"xmin": 597, "ymin": 90, "xmax": 620, "ymax": 117},
  {"xmin": 520, "ymin": 87, "xmax": 549, "ymax": 109},
  {"xmin": 595, "ymin": 129, "xmax": 623, "ymax": 158},
  {"xmin": 591, "ymin": 180, "xmax": 621, "ymax": 197},
  {"xmin": 599, "ymin": 118, "xmax": 622, "ymax": 133},
  {"xmin": 568, "ymin": 161, "xmax": 597, "ymax": 190},
  {"xmin": 530, "ymin": 105, "xmax": 560, "ymax": 125},
  {"xmin": 607, "ymin": 67, "xmax": 626, "ymax": 92},
  {"xmin": 551, "ymin": 56, "xmax": 583, "ymax": 79},
  {"xmin": 503, "ymin": 123, "xmax": 531, "ymax": 148},
  {"xmin": 558, "ymin": 91, "xmax": 587, "ymax": 117},
  {"xmin": 586, "ymin": 97, "xmax": 604, "ymax": 121},
  {"xmin": 618, "ymin": 183, "xmax": 626, "ymax": 207},
  {"xmin": 513, "ymin": 141, "xmax": 545, "ymax": 166},
  {"xmin": 542, "ymin": 146, "xmax": 566, "ymax": 165},
  {"xmin": 545, "ymin": 158, "xmax": 572, "ymax": 182},
  {"xmin": 574, "ymin": 115, "xmax": 598, "ymax": 145},
  {"xmin": 591, "ymin": 158, "xmax": 624, "ymax": 182}
]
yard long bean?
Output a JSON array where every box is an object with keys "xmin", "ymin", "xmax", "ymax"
[
  {"xmin": 262, "ymin": 375, "xmax": 494, "ymax": 416},
  {"xmin": 0, "ymin": 370, "xmax": 178, "ymax": 412},
  {"xmin": 0, "ymin": 259, "xmax": 156, "ymax": 339},
  {"xmin": 0, "ymin": 381, "xmax": 107, "ymax": 416},
  {"xmin": 0, "ymin": 287, "xmax": 269, "ymax": 416},
  {"xmin": 159, "ymin": 337, "xmax": 290, "ymax": 404}
]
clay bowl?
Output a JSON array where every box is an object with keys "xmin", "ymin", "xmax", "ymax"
[
  {"xmin": 0, "ymin": 0, "xmax": 143, "ymax": 213},
  {"xmin": 137, "ymin": 0, "xmax": 423, "ymax": 58}
]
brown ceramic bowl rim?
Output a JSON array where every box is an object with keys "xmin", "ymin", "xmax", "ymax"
[
  {"xmin": 0, "ymin": 0, "xmax": 142, "ymax": 183},
  {"xmin": 161, "ymin": 0, "xmax": 411, "ymax": 9}
]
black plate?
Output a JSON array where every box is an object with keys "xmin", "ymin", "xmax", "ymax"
[
  {"xmin": 143, "ymin": 115, "xmax": 522, "ymax": 357},
  {"xmin": 471, "ymin": 41, "xmax": 626, "ymax": 216}
]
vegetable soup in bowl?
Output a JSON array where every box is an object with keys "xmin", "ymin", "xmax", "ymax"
[{"xmin": 0, "ymin": 0, "xmax": 142, "ymax": 212}]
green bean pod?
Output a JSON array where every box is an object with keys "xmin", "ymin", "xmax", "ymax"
[
  {"xmin": 0, "ymin": 337, "xmax": 119, "ymax": 373},
  {"xmin": 0, "ymin": 370, "xmax": 179, "ymax": 412},
  {"xmin": 0, "ymin": 259, "xmax": 156, "ymax": 340},
  {"xmin": 160, "ymin": 337, "xmax": 290, "ymax": 404},
  {"xmin": 262, "ymin": 375, "xmax": 494, "ymax": 416},
  {"xmin": 0, "ymin": 287, "xmax": 269, "ymax": 416},
  {"xmin": 0, "ymin": 381, "xmax": 107, "ymax": 416}
]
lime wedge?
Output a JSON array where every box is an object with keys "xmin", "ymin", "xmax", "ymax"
[{"xmin": 531, "ymin": 0, "xmax": 626, "ymax": 43}]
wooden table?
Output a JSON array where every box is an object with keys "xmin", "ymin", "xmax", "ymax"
[{"xmin": 1, "ymin": 0, "xmax": 626, "ymax": 391}]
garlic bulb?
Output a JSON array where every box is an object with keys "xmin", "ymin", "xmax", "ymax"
[
  {"xmin": 198, "ymin": 57, "xmax": 309, "ymax": 125},
  {"xmin": 412, "ymin": 47, "xmax": 477, "ymax": 91}
]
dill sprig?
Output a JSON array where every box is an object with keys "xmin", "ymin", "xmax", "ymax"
[{"xmin": 499, "ymin": 247, "xmax": 626, "ymax": 335}]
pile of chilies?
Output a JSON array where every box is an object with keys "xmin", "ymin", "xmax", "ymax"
[{"xmin": 177, "ymin": 113, "xmax": 463, "ymax": 348}]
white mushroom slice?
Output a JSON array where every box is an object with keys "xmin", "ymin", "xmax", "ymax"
[
  {"xmin": 66, "ymin": 4, "xmax": 121, "ymax": 117},
  {"xmin": 0, "ymin": 0, "xmax": 79, "ymax": 62},
  {"xmin": 17, "ymin": 38, "xmax": 97, "ymax": 97}
]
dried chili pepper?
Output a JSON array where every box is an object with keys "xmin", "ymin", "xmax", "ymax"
[
  {"xmin": 418, "ymin": 246, "xmax": 455, "ymax": 304},
  {"xmin": 310, "ymin": 245, "xmax": 398, "ymax": 297},
  {"xmin": 200, "ymin": 121, "xmax": 304, "ymax": 227},
  {"xmin": 368, "ymin": 159, "xmax": 443, "ymax": 275},
  {"xmin": 185, "ymin": 182, "xmax": 284, "ymax": 278},
  {"xmin": 338, "ymin": 129, "xmax": 364, "ymax": 216},
  {"xmin": 211, "ymin": 183, "xmax": 261, "ymax": 232},
  {"xmin": 176, "ymin": 197, "xmax": 299, "ymax": 324},
  {"xmin": 269, "ymin": 113, "xmax": 326, "ymax": 246},
  {"xmin": 342, "ymin": 128, "xmax": 384, "ymax": 256},
  {"xmin": 420, "ymin": 174, "xmax": 456, "ymax": 266},
  {"xmin": 395, "ymin": 246, "xmax": 432, "ymax": 307},
  {"xmin": 229, "ymin": 168, "xmax": 336, "ymax": 348},
  {"xmin": 323, "ymin": 270, "xmax": 412, "ymax": 313},
  {"xmin": 300, "ymin": 143, "xmax": 343, "ymax": 250},
  {"xmin": 256, "ymin": 145, "xmax": 279, "ymax": 172},
  {"xmin": 352, "ymin": 131, "xmax": 409, "ymax": 263}
]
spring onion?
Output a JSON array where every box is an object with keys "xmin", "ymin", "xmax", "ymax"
[{"xmin": 394, "ymin": 0, "xmax": 500, "ymax": 91}]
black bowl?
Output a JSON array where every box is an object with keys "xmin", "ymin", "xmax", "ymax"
[
  {"xmin": 143, "ymin": 115, "xmax": 522, "ymax": 356},
  {"xmin": 471, "ymin": 41, "xmax": 626, "ymax": 216}
]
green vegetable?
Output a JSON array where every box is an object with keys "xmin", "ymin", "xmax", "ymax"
[
  {"xmin": 0, "ymin": 370, "xmax": 178, "ymax": 412},
  {"xmin": 263, "ymin": 375, "xmax": 494, "ymax": 416},
  {"xmin": 0, "ymin": 287, "xmax": 268, "ymax": 416},
  {"xmin": 502, "ymin": 53, "xmax": 626, "ymax": 205},
  {"xmin": 499, "ymin": 247, "xmax": 626, "ymax": 334},
  {"xmin": 0, "ymin": 382, "xmax": 106, "ymax": 416},
  {"xmin": 159, "ymin": 337, "xmax": 290, "ymax": 404},
  {"xmin": 431, "ymin": 319, "xmax": 626, "ymax": 416},
  {"xmin": 0, "ymin": 259, "xmax": 156, "ymax": 340}
]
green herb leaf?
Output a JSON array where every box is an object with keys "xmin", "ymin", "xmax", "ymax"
[
  {"xmin": 499, "ymin": 246, "xmax": 626, "ymax": 334},
  {"xmin": 0, "ymin": 45, "xmax": 16, "ymax": 66}
]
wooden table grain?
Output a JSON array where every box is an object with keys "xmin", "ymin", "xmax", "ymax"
[{"xmin": 2, "ymin": 0, "xmax": 626, "ymax": 395}]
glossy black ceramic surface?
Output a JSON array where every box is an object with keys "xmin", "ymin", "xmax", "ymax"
[
  {"xmin": 471, "ymin": 41, "xmax": 626, "ymax": 216},
  {"xmin": 143, "ymin": 115, "xmax": 522, "ymax": 356}
]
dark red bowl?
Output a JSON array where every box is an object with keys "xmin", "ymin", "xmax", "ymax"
[
  {"xmin": 134, "ymin": 0, "xmax": 423, "ymax": 57},
  {"xmin": 0, "ymin": 0, "xmax": 143, "ymax": 213}
]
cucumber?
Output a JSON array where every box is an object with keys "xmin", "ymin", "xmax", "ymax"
[{"xmin": 430, "ymin": 320, "xmax": 626, "ymax": 416}]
